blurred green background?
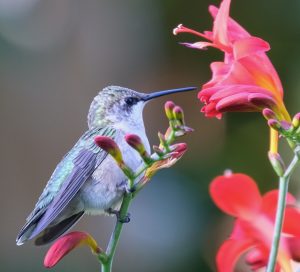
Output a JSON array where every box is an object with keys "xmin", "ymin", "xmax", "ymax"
[{"xmin": 1, "ymin": 0, "xmax": 300, "ymax": 271}]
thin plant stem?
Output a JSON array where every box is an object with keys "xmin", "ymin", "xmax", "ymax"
[
  {"xmin": 101, "ymin": 191, "xmax": 133, "ymax": 272},
  {"xmin": 266, "ymin": 153, "xmax": 299, "ymax": 272}
]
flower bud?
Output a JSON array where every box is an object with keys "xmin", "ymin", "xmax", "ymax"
[
  {"xmin": 164, "ymin": 101, "xmax": 175, "ymax": 120},
  {"xmin": 268, "ymin": 152, "xmax": 286, "ymax": 177},
  {"xmin": 158, "ymin": 132, "xmax": 167, "ymax": 147},
  {"xmin": 164, "ymin": 127, "xmax": 172, "ymax": 140},
  {"xmin": 95, "ymin": 136, "xmax": 123, "ymax": 164},
  {"xmin": 95, "ymin": 136, "xmax": 133, "ymax": 177},
  {"xmin": 170, "ymin": 143, "xmax": 188, "ymax": 158},
  {"xmin": 173, "ymin": 105, "xmax": 185, "ymax": 125},
  {"xmin": 267, "ymin": 119, "xmax": 281, "ymax": 131},
  {"xmin": 262, "ymin": 108, "xmax": 276, "ymax": 120},
  {"xmin": 125, "ymin": 134, "xmax": 152, "ymax": 164},
  {"xmin": 292, "ymin": 113, "xmax": 300, "ymax": 128},
  {"xmin": 44, "ymin": 232, "xmax": 101, "ymax": 268}
]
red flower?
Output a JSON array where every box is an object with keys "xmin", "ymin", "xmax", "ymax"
[
  {"xmin": 44, "ymin": 231, "xmax": 100, "ymax": 268},
  {"xmin": 173, "ymin": 0, "xmax": 291, "ymax": 153},
  {"xmin": 210, "ymin": 172, "xmax": 300, "ymax": 272}
]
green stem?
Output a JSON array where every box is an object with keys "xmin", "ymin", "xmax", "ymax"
[
  {"xmin": 101, "ymin": 191, "xmax": 133, "ymax": 272},
  {"xmin": 266, "ymin": 153, "xmax": 299, "ymax": 272},
  {"xmin": 99, "ymin": 120, "xmax": 187, "ymax": 271}
]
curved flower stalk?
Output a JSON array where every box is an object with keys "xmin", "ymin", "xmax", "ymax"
[
  {"xmin": 173, "ymin": 0, "xmax": 290, "ymax": 153},
  {"xmin": 210, "ymin": 172, "xmax": 300, "ymax": 272},
  {"xmin": 43, "ymin": 101, "xmax": 193, "ymax": 271}
]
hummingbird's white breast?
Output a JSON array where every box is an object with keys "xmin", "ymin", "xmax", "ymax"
[{"xmin": 79, "ymin": 120, "xmax": 150, "ymax": 215}]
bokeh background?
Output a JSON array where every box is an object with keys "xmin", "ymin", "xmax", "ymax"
[{"xmin": 1, "ymin": 0, "xmax": 300, "ymax": 271}]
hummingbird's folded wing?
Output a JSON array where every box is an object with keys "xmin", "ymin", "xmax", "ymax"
[{"xmin": 17, "ymin": 126, "xmax": 116, "ymax": 243}]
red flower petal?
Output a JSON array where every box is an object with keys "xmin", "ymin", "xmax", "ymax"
[
  {"xmin": 208, "ymin": 85, "xmax": 270, "ymax": 101},
  {"xmin": 212, "ymin": 0, "xmax": 231, "ymax": 50},
  {"xmin": 208, "ymin": 5, "xmax": 250, "ymax": 40},
  {"xmin": 286, "ymin": 237, "xmax": 300, "ymax": 262},
  {"xmin": 245, "ymin": 246, "xmax": 269, "ymax": 271},
  {"xmin": 261, "ymin": 190, "xmax": 296, "ymax": 220},
  {"xmin": 245, "ymin": 246, "xmax": 282, "ymax": 272},
  {"xmin": 282, "ymin": 207, "xmax": 300, "ymax": 237},
  {"xmin": 216, "ymin": 92, "xmax": 250, "ymax": 111},
  {"xmin": 238, "ymin": 55, "xmax": 283, "ymax": 98},
  {"xmin": 202, "ymin": 61, "xmax": 231, "ymax": 89},
  {"xmin": 210, "ymin": 173, "xmax": 262, "ymax": 219},
  {"xmin": 44, "ymin": 232, "xmax": 99, "ymax": 268},
  {"xmin": 216, "ymin": 238, "xmax": 253, "ymax": 272},
  {"xmin": 233, "ymin": 37, "xmax": 270, "ymax": 60}
]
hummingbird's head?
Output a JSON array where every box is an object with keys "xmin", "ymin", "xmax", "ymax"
[
  {"xmin": 87, "ymin": 85, "xmax": 197, "ymax": 130},
  {"xmin": 88, "ymin": 86, "xmax": 145, "ymax": 129}
]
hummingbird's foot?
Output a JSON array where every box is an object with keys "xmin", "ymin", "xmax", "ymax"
[
  {"xmin": 106, "ymin": 208, "xmax": 131, "ymax": 223},
  {"xmin": 118, "ymin": 213, "xmax": 131, "ymax": 224},
  {"xmin": 117, "ymin": 180, "xmax": 135, "ymax": 194},
  {"xmin": 125, "ymin": 185, "xmax": 136, "ymax": 194}
]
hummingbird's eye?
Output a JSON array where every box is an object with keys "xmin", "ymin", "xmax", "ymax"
[{"xmin": 124, "ymin": 97, "xmax": 139, "ymax": 106}]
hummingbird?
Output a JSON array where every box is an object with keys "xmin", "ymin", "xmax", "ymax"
[{"xmin": 16, "ymin": 85, "xmax": 196, "ymax": 246}]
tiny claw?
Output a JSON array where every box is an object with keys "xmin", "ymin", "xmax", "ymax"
[
  {"xmin": 106, "ymin": 208, "xmax": 118, "ymax": 216},
  {"xmin": 119, "ymin": 213, "xmax": 131, "ymax": 224},
  {"xmin": 125, "ymin": 185, "xmax": 136, "ymax": 194},
  {"xmin": 106, "ymin": 208, "xmax": 131, "ymax": 223}
]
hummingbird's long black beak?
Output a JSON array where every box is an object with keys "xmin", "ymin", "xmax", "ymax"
[{"xmin": 142, "ymin": 87, "xmax": 197, "ymax": 101}]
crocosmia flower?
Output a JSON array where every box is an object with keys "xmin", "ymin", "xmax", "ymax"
[
  {"xmin": 210, "ymin": 172, "xmax": 300, "ymax": 272},
  {"xmin": 173, "ymin": 0, "xmax": 290, "ymax": 153},
  {"xmin": 44, "ymin": 231, "xmax": 100, "ymax": 268}
]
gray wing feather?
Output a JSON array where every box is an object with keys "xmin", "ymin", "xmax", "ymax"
[
  {"xmin": 17, "ymin": 126, "xmax": 115, "ymax": 243},
  {"xmin": 29, "ymin": 150, "xmax": 98, "ymax": 239}
]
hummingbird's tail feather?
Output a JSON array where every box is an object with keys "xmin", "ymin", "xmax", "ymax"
[
  {"xmin": 16, "ymin": 210, "xmax": 84, "ymax": 246},
  {"xmin": 35, "ymin": 211, "xmax": 84, "ymax": 246},
  {"xmin": 16, "ymin": 208, "xmax": 46, "ymax": 246}
]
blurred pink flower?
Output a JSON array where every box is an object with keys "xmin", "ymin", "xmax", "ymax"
[
  {"xmin": 210, "ymin": 172, "xmax": 300, "ymax": 272},
  {"xmin": 44, "ymin": 231, "xmax": 100, "ymax": 268}
]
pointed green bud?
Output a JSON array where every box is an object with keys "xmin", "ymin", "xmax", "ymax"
[
  {"xmin": 158, "ymin": 131, "xmax": 167, "ymax": 147},
  {"xmin": 268, "ymin": 152, "xmax": 286, "ymax": 177},
  {"xmin": 173, "ymin": 105, "xmax": 184, "ymax": 125},
  {"xmin": 125, "ymin": 134, "xmax": 152, "ymax": 164},
  {"xmin": 292, "ymin": 113, "xmax": 300, "ymax": 128},
  {"xmin": 164, "ymin": 101, "xmax": 175, "ymax": 120},
  {"xmin": 262, "ymin": 108, "xmax": 277, "ymax": 120}
]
